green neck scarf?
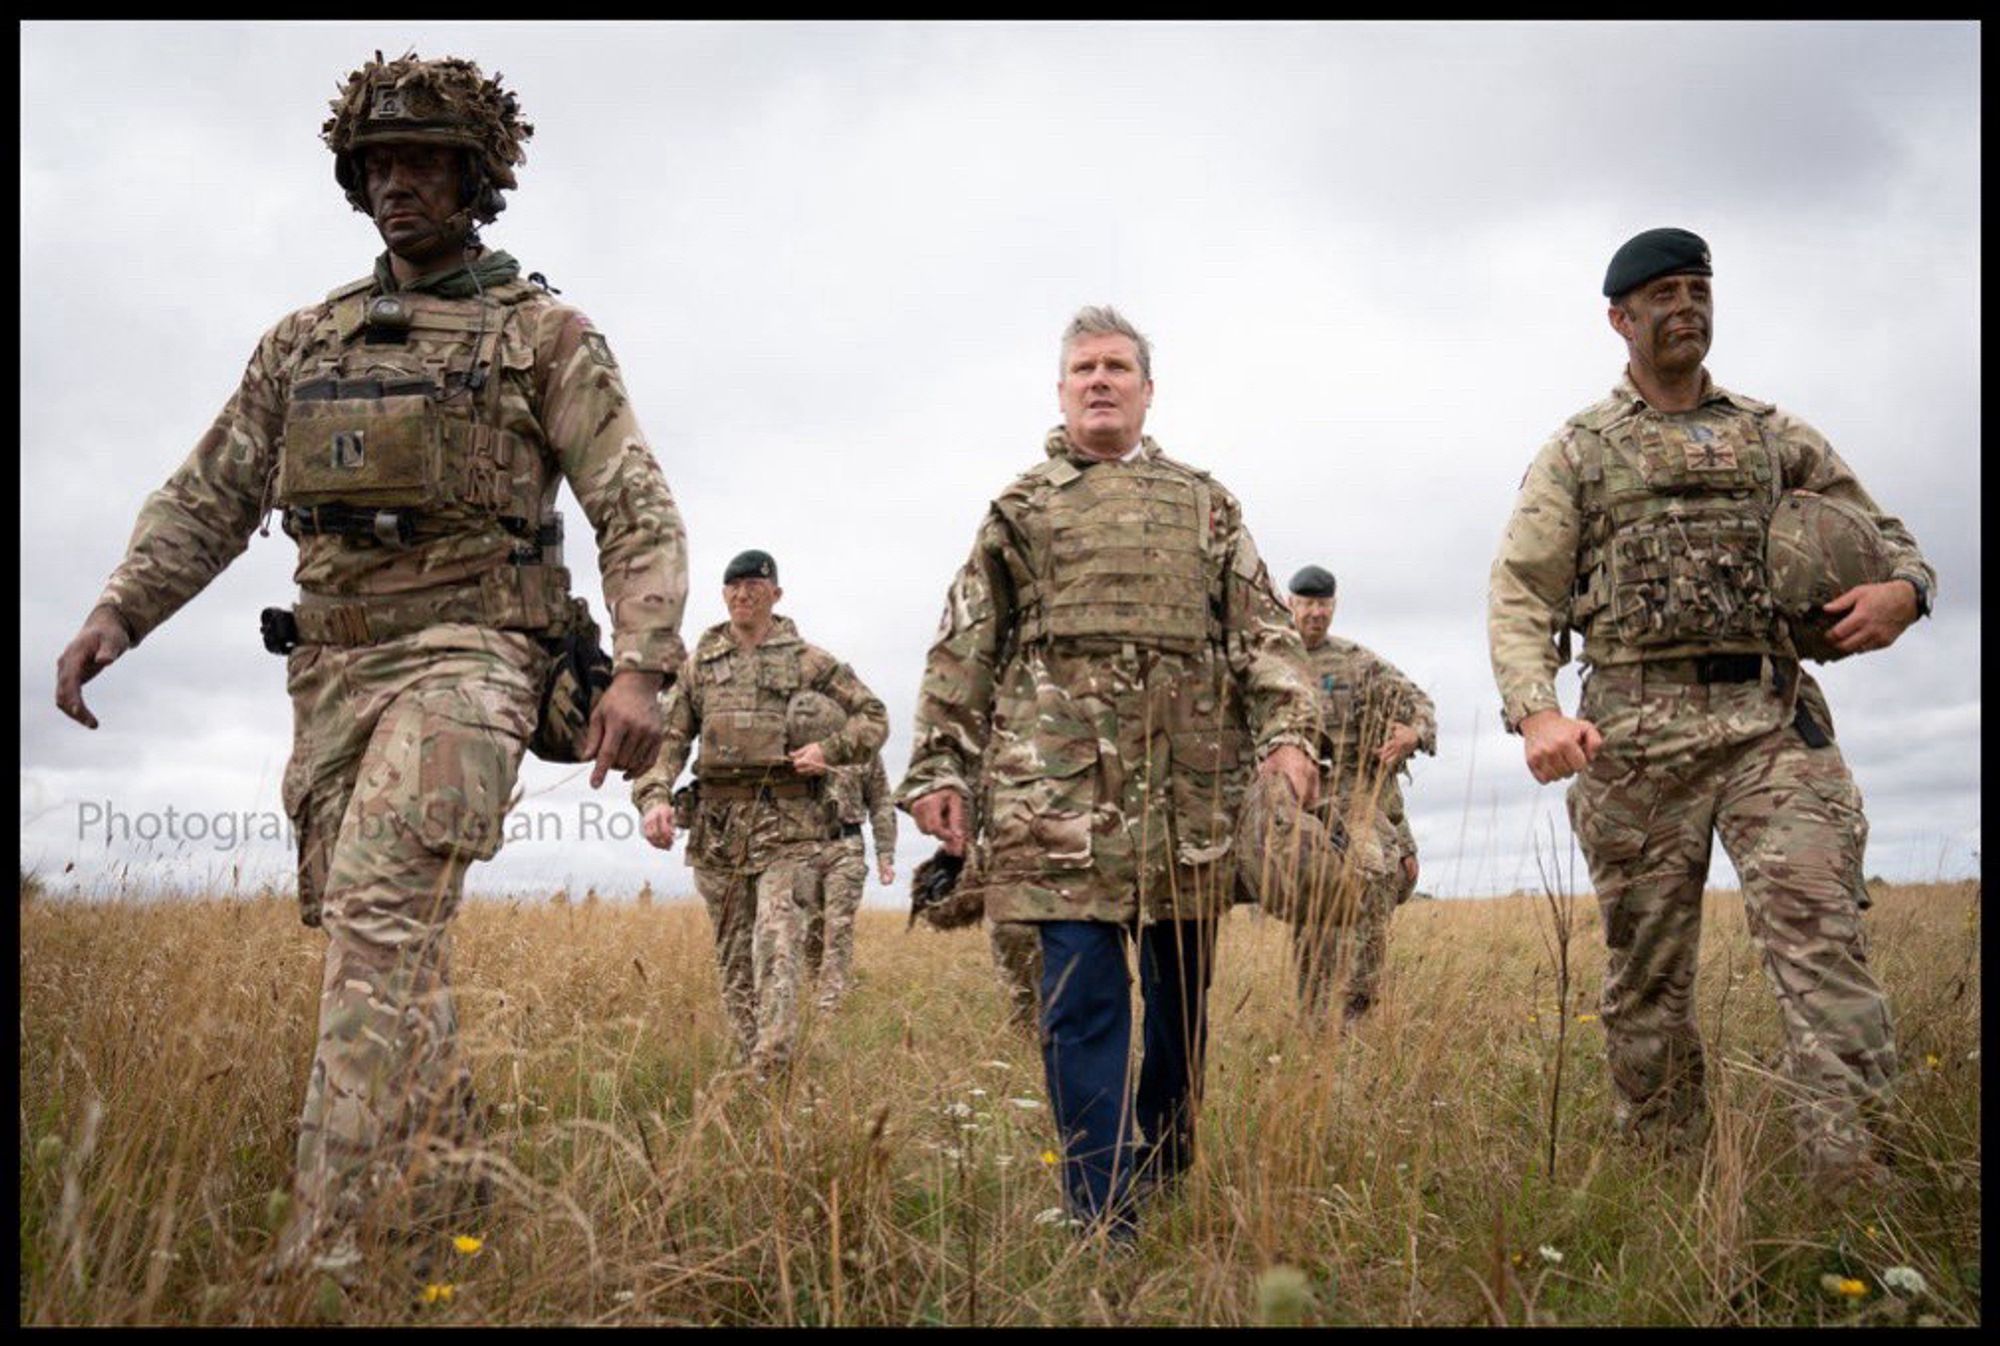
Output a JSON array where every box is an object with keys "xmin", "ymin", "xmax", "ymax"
[{"xmin": 373, "ymin": 248, "xmax": 521, "ymax": 300}]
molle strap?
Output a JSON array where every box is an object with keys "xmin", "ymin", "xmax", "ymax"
[
  {"xmin": 1753, "ymin": 410, "xmax": 1781, "ymax": 506},
  {"xmin": 478, "ymin": 298, "xmax": 513, "ymax": 425}
]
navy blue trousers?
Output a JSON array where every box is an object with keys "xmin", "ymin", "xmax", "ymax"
[{"xmin": 1038, "ymin": 919, "xmax": 1217, "ymax": 1235}]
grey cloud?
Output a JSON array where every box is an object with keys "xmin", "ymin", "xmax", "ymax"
[{"xmin": 21, "ymin": 21, "xmax": 1978, "ymax": 900}]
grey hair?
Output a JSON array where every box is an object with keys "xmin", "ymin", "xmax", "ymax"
[{"xmin": 1059, "ymin": 305, "xmax": 1152, "ymax": 381}]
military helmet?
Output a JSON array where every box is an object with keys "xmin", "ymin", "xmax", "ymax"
[
  {"xmin": 322, "ymin": 51, "xmax": 533, "ymax": 223},
  {"xmin": 1767, "ymin": 490, "xmax": 1897, "ymax": 663},
  {"xmin": 1233, "ymin": 775, "xmax": 1376, "ymax": 928},
  {"xmin": 528, "ymin": 599, "xmax": 613, "ymax": 763},
  {"xmin": 786, "ymin": 690, "xmax": 845, "ymax": 751},
  {"xmin": 908, "ymin": 849, "xmax": 985, "ymax": 931}
]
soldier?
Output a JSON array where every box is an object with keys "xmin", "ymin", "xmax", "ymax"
[
  {"xmin": 792, "ymin": 692, "xmax": 897, "ymax": 1013},
  {"xmin": 51, "ymin": 53, "xmax": 690, "ymax": 1280},
  {"xmin": 634, "ymin": 551, "xmax": 888, "ymax": 1076},
  {"xmin": 1488, "ymin": 228, "xmax": 1935, "ymax": 1191},
  {"xmin": 901, "ymin": 306, "xmax": 1321, "ymax": 1241},
  {"xmin": 1284, "ymin": 564, "xmax": 1436, "ymax": 1021}
]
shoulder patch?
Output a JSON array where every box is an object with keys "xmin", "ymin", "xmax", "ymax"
[{"xmin": 580, "ymin": 329, "xmax": 618, "ymax": 370}]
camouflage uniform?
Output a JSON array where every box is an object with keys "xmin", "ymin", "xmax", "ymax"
[
  {"xmin": 900, "ymin": 428, "xmax": 1320, "ymax": 928},
  {"xmin": 803, "ymin": 752, "xmax": 897, "ymax": 1010},
  {"xmin": 902, "ymin": 425, "xmax": 1317, "ymax": 1232},
  {"xmin": 632, "ymin": 616, "xmax": 887, "ymax": 1072},
  {"xmin": 987, "ymin": 919, "xmax": 1044, "ymax": 1031},
  {"xmin": 1293, "ymin": 636, "xmax": 1436, "ymax": 1017},
  {"xmin": 1489, "ymin": 372, "xmax": 1934, "ymax": 1174},
  {"xmin": 95, "ymin": 258, "xmax": 688, "ymax": 1260}
]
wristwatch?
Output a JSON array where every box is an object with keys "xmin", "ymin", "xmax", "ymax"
[{"xmin": 1896, "ymin": 573, "xmax": 1933, "ymax": 619}]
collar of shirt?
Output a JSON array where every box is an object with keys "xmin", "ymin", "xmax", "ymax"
[
  {"xmin": 1615, "ymin": 369, "xmax": 1729, "ymax": 414},
  {"xmin": 1078, "ymin": 438, "xmax": 1146, "ymax": 463}
]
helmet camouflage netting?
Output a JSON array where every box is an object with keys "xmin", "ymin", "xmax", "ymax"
[{"xmin": 323, "ymin": 50, "xmax": 533, "ymax": 223}]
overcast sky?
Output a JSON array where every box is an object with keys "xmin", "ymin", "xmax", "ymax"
[{"xmin": 20, "ymin": 21, "xmax": 1980, "ymax": 903}]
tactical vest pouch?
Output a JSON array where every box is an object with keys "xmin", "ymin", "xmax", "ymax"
[
  {"xmin": 528, "ymin": 598, "xmax": 615, "ymax": 764},
  {"xmin": 697, "ymin": 709, "xmax": 791, "ymax": 777},
  {"xmin": 278, "ymin": 393, "xmax": 447, "ymax": 510},
  {"xmin": 1606, "ymin": 514, "xmax": 1776, "ymax": 648}
]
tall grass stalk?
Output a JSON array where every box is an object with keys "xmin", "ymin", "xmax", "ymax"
[{"xmin": 17, "ymin": 881, "xmax": 1982, "ymax": 1326}]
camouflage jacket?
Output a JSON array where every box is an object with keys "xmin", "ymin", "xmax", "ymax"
[
  {"xmin": 826, "ymin": 752, "xmax": 897, "ymax": 857},
  {"xmin": 95, "ymin": 256, "xmax": 689, "ymax": 675},
  {"xmin": 899, "ymin": 429, "xmax": 1319, "ymax": 924},
  {"xmin": 633, "ymin": 615, "xmax": 888, "ymax": 873},
  {"xmin": 1304, "ymin": 635, "xmax": 1435, "ymax": 829},
  {"xmin": 1489, "ymin": 373, "xmax": 1935, "ymax": 732}
]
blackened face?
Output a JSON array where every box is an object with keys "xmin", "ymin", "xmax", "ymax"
[{"xmin": 361, "ymin": 143, "xmax": 471, "ymax": 264}]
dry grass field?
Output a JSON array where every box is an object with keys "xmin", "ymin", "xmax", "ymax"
[{"xmin": 18, "ymin": 878, "xmax": 1981, "ymax": 1326}]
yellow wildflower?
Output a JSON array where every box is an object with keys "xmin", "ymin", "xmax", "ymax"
[
  {"xmin": 1040, "ymin": 1149, "xmax": 1059, "ymax": 1166},
  {"xmin": 453, "ymin": 1235, "xmax": 484, "ymax": 1255},
  {"xmin": 1819, "ymin": 1274, "xmax": 1867, "ymax": 1299},
  {"xmin": 1575, "ymin": 1013, "xmax": 1599, "ymax": 1023},
  {"xmin": 1924, "ymin": 1053, "xmax": 1941, "ymax": 1070},
  {"xmin": 422, "ymin": 1283, "xmax": 457, "ymax": 1305}
]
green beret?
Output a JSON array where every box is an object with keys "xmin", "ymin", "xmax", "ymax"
[
  {"xmin": 723, "ymin": 549, "xmax": 777, "ymax": 584},
  {"xmin": 1288, "ymin": 564, "xmax": 1337, "ymax": 598},
  {"xmin": 1603, "ymin": 227, "xmax": 1712, "ymax": 298}
]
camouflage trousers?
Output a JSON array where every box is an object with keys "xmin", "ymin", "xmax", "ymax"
[
  {"xmin": 274, "ymin": 625, "xmax": 541, "ymax": 1266},
  {"xmin": 1568, "ymin": 666, "xmax": 1893, "ymax": 1174},
  {"xmin": 692, "ymin": 859, "xmax": 815, "ymax": 1073},
  {"xmin": 1291, "ymin": 871, "xmax": 1401, "ymax": 1019},
  {"xmin": 988, "ymin": 919, "xmax": 1044, "ymax": 1031},
  {"xmin": 803, "ymin": 834, "xmax": 867, "ymax": 1010},
  {"xmin": 1290, "ymin": 808, "xmax": 1411, "ymax": 1018}
]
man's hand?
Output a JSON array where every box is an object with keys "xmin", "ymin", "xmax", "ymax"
[
  {"xmin": 911, "ymin": 787, "xmax": 969, "ymax": 857},
  {"xmin": 55, "ymin": 606, "xmax": 132, "ymax": 730},
  {"xmin": 1258, "ymin": 743, "xmax": 1320, "ymax": 809},
  {"xmin": 789, "ymin": 742, "xmax": 829, "ymax": 777},
  {"xmin": 1519, "ymin": 709, "xmax": 1603, "ymax": 784},
  {"xmin": 641, "ymin": 801, "xmax": 676, "ymax": 850},
  {"xmin": 581, "ymin": 669, "xmax": 664, "ymax": 790},
  {"xmin": 1373, "ymin": 722, "xmax": 1422, "ymax": 770},
  {"xmin": 877, "ymin": 858, "xmax": 895, "ymax": 886},
  {"xmin": 1823, "ymin": 580, "xmax": 1921, "ymax": 655}
]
